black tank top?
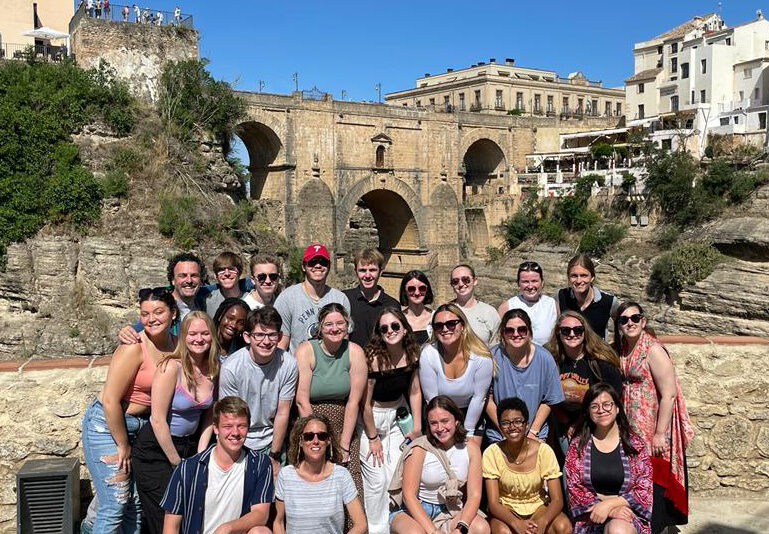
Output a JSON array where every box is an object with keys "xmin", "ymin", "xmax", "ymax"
[
  {"xmin": 590, "ymin": 442, "xmax": 625, "ymax": 495},
  {"xmin": 368, "ymin": 363, "xmax": 418, "ymax": 403},
  {"xmin": 557, "ymin": 287, "xmax": 614, "ymax": 339}
]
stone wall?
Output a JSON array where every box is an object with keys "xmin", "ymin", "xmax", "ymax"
[
  {"xmin": 70, "ymin": 16, "xmax": 199, "ymax": 103},
  {"xmin": 0, "ymin": 339, "xmax": 767, "ymax": 533}
]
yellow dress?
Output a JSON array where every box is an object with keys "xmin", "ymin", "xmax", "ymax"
[{"xmin": 482, "ymin": 442, "xmax": 562, "ymax": 516}]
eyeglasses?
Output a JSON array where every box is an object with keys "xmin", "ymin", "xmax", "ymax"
[
  {"xmin": 248, "ymin": 331, "xmax": 281, "ymax": 342},
  {"xmin": 406, "ymin": 284, "xmax": 427, "ymax": 296},
  {"xmin": 559, "ymin": 325, "xmax": 585, "ymax": 337},
  {"xmin": 379, "ymin": 322, "xmax": 402, "ymax": 335},
  {"xmin": 302, "ymin": 431, "xmax": 330, "ymax": 442},
  {"xmin": 504, "ymin": 325, "xmax": 529, "ymax": 337},
  {"xmin": 499, "ymin": 418, "xmax": 527, "ymax": 428},
  {"xmin": 255, "ymin": 272, "xmax": 279, "ymax": 283},
  {"xmin": 618, "ymin": 313, "xmax": 643, "ymax": 326},
  {"xmin": 138, "ymin": 286, "xmax": 171, "ymax": 300},
  {"xmin": 450, "ymin": 275, "xmax": 474, "ymax": 287},
  {"xmin": 322, "ymin": 320, "xmax": 347, "ymax": 330},
  {"xmin": 433, "ymin": 319, "xmax": 462, "ymax": 332},
  {"xmin": 589, "ymin": 401, "xmax": 616, "ymax": 413},
  {"xmin": 216, "ymin": 266, "xmax": 239, "ymax": 274},
  {"xmin": 306, "ymin": 257, "xmax": 330, "ymax": 268}
]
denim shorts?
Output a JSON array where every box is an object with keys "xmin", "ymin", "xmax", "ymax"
[{"xmin": 389, "ymin": 500, "xmax": 449, "ymax": 524}]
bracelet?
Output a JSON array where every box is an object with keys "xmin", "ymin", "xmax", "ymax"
[
  {"xmin": 367, "ymin": 433, "xmax": 380, "ymax": 441},
  {"xmin": 528, "ymin": 428, "xmax": 539, "ymax": 435},
  {"xmin": 456, "ymin": 521, "xmax": 469, "ymax": 534}
]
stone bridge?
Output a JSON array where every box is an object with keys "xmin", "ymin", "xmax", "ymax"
[{"xmin": 234, "ymin": 90, "xmax": 618, "ymax": 283}]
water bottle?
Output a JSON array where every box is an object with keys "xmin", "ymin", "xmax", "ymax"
[{"xmin": 396, "ymin": 407, "xmax": 414, "ymax": 451}]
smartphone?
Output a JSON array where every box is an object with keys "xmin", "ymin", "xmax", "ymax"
[{"xmin": 399, "ymin": 437, "xmax": 413, "ymax": 451}]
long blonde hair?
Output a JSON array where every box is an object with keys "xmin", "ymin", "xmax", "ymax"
[
  {"xmin": 545, "ymin": 310, "xmax": 620, "ymax": 378},
  {"xmin": 432, "ymin": 302, "xmax": 492, "ymax": 360},
  {"xmin": 159, "ymin": 311, "xmax": 220, "ymax": 392}
]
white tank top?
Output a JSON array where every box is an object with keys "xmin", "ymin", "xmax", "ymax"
[{"xmin": 418, "ymin": 443, "xmax": 469, "ymax": 504}]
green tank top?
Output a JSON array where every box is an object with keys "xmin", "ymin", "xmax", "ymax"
[{"xmin": 309, "ymin": 339, "xmax": 351, "ymax": 402}]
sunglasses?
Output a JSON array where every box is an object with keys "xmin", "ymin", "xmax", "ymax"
[
  {"xmin": 255, "ymin": 272, "xmax": 279, "ymax": 283},
  {"xmin": 433, "ymin": 319, "xmax": 462, "ymax": 332},
  {"xmin": 379, "ymin": 322, "xmax": 402, "ymax": 335},
  {"xmin": 504, "ymin": 325, "xmax": 529, "ymax": 337},
  {"xmin": 559, "ymin": 325, "xmax": 585, "ymax": 337},
  {"xmin": 301, "ymin": 431, "xmax": 330, "ymax": 442},
  {"xmin": 618, "ymin": 313, "xmax": 643, "ymax": 326},
  {"xmin": 406, "ymin": 284, "xmax": 428, "ymax": 296},
  {"xmin": 138, "ymin": 286, "xmax": 171, "ymax": 300},
  {"xmin": 450, "ymin": 275, "xmax": 473, "ymax": 287},
  {"xmin": 306, "ymin": 257, "xmax": 330, "ymax": 268}
]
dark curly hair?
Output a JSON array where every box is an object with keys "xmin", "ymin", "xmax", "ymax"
[
  {"xmin": 287, "ymin": 414, "xmax": 342, "ymax": 466},
  {"xmin": 364, "ymin": 307, "xmax": 419, "ymax": 372},
  {"xmin": 166, "ymin": 252, "xmax": 207, "ymax": 285}
]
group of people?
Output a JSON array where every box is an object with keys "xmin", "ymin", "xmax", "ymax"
[
  {"xmin": 81, "ymin": 244, "xmax": 693, "ymax": 534},
  {"xmin": 82, "ymin": 0, "xmax": 183, "ymax": 26}
]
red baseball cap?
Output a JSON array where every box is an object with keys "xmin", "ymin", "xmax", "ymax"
[{"xmin": 302, "ymin": 243, "xmax": 331, "ymax": 262}]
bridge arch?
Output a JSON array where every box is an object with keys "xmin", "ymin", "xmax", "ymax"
[
  {"xmin": 337, "ymin": 176, "xmax": 424, "ymax": 273},
  {"xmin": 462, "ymin": 138, "xmax": 507, "ymax": 187},
  {"xmin": 236, "ymin": 116, "xmax": 287, "ymax": 200}
]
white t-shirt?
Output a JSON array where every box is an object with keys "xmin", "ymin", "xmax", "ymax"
[
  {"xmin": 203, "ymin": 451, "xmax": 246, "ymax": 534},
  {"xmin": 242, "ymin": 292, "xmax": 266, "ymax": 311},
  {"xmin": 506, "ymin": 295, "xmax": 557, "ymax": 346},
  {"xmin": 457, "ymin": 300, "xmax": 501, "ymax": 346},
  {"xmin": 418, "ymin": 443, "xmax": 469, "ymax": 504}
]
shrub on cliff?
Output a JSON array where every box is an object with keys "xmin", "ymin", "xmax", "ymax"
[
  {"xmin": 648, "ymin": 242, "xmax": 722, "ymax": 302},
  {"xmin": 0, "ymin": 59, "xmax": 134, "ymax": 263},
  {"xmin": 158, "ymin": 59, "xmax": 245, "ymax": 150}
]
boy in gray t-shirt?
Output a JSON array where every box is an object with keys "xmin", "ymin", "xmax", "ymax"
[{"xmin": 219, "ymin": 307, "xmax": 297, "ymax": 471}]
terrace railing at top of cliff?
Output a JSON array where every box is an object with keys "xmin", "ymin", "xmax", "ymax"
[
  {"xmin": 70, "ymin": 2, "xmax": 194, "ymax": 33},
  {"xmin": 0, "ymin": 42, "xmax": 68, "ymax": 62}
]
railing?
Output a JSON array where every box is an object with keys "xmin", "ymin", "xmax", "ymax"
[
  {"xmin": 0, "ymin": 42, "xmax": 68, "ymax": 61},
  {"xmin": 718, "ymin": 98, "xmax": 768, "ymax": 112},
  {"xmin": 71, "ymin": 2, "xmax": 194, "ymax": 31}
]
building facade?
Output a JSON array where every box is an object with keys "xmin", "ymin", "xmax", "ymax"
[
  {"xmin": 385, "ymin": 58, "xmax": 625, "ymax": 120},
  {"xmin": 625, "ymin": 11, "xmax": 769, "ymax": 154},
  {"xmin": 0, "ymin": 0, "xmax": 73, "ymax": 57}
]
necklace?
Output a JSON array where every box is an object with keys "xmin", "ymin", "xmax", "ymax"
[{"xmin": 506, "ymin": 439, "xmax": 528, "ymax": 465}]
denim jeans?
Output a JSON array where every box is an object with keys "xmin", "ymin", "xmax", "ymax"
[
  {"xmin": 81, "ymin": 399, "xmax": 148, "ymax": 534},
  {"xmin": 389, "ymin": 500, "xmax": 449, "ymax": 524}
]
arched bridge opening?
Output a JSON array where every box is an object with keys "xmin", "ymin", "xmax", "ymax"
[
  {"xmin": 236, "ymin": 121, "xmax": 282, "ymax": 199},
  {"xmin": 463, "ymin": 139, "xmax": 506, "ymax": 197}
]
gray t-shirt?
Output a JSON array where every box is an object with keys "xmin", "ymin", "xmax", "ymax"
[
  {"xmin": 219, "ymin": 347, "xmax": 298, "ymax": 450},
  {"xmin": 273, "ymin": 284, "xmax": 351, "ymax": 352},
  {"xmin": 275, "ymin": 464, "xmax": 357, "ymax": 534},
  {"xmin": 457, "ymin": 300, "xmax": 501, "ymax": 346},
  {"xmin": 204, "ymin": 288, "xmax": 248, "ymax": 318}
]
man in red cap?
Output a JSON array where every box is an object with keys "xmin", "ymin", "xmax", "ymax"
[{"xmin": 274, "ymin": 243, "xmax": 350, "ymax": 352}]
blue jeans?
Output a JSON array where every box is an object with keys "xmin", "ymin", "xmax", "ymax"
[
  {"xmin": 81, "ymin": 400, "xmax": 148, "ymax": 534},
  {"xmin": 389, "ymin": 500, "xmax": 449, "ymax": 524}
]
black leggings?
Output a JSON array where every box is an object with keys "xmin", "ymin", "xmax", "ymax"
[{"xmin": 131, "ymin": 424, "xmax": 197, "ymax": 534}]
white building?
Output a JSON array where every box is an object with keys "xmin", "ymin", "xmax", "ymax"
[{"xmin": 625, "ymin": 11, "xmax": 769, "ymax": 155}]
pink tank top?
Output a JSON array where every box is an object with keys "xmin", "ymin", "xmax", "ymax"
[{"xmin": 122, "ymin": 335, "xmax": 157, "ymax": 406}]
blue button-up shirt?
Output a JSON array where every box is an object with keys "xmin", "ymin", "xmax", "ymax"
[{"xmin": 161, "ymin": 444, "xmax": 274, "ymax": 534}]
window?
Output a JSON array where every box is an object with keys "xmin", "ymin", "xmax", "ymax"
[
  {"xmin": 495, "ymin": 89, "xmax": 503, "ymax": 108},
  {"xmin": 444, "ymin": 95, "xmax": 450, "ymax": 104},
  {"xmin": 578, "ymin": 98, "xmax": 584, "ymax": 112},
  {"xmin": 734, "ymin": 116, "xmax": 739, "ymax": 125},
  {"xmin": 671, "ymin": 95, "xmax": 679, "ymax": 112},
  {"xmin": 726, "ymin": 37, "xmax": 731, "ymax": 45},
  {"xmin": 459, "ymin": 93, "xmax": 465, "ymax": 111},
  {"xmin": 756, "ymin": 87, "xmax": 761, "ymax": 100},
  {"xmin": 740, "ymin": 90, "xmax": 744, "ymax": 100},
  {"xmin": 375, "ymin": 145, "xmax": 385, "ymax": 167},
  {"xmin": 662, "ymin": 139, "xmax": 672, "ymax": 150},
  {"xmin": 700, "ymin": 89, "xmax": 706, "ymax": 103},
  {"xmin": 720, "ymin": 117, "xmax": 730, "ymax": 126},
  {"xmin": 562, "ymin": 96, "xmax": 569, "ymax": 110},
  {"xmin": 474, "ymin": 90, "xmax": 481, "ymax": 105},
  {"xmin": 744, "ymin": 68, "xmax": 753, "ymax": 79},
  {"xmin": 416, "ymin": 100, "xmax": 421, "ymax": 107},
  {"xmin": 657, "ymin": 45, "xmax": 663, "ymax": 54},
  {"xmin": 638, "ymin": 104, "xmax": 645, "ymax": 119},
  {"xmin": 671, "ymin": 42, "xmax": 678, "ymax": 53},
  {"xmin": 760, "ymin": 112, "xmax": 767, "ymax": 130},
  {"xmin": 429, "ymin": 98, "xmax": 435, "ymax": 106},
  {"xmin": 681, "ymin": 63, "xmax": 689, "ymax": 79},
  {"xmin": 591, "ymin": 99, "xmax": 598, "ymax": 115},
  {"xmin": 547, "ymin": 95, "xmax": 554, "ymax": 112},
  {"xmin": 692, "ymin": 90, "xmax": 696, "ymax": 103},
  {"xmin": 616, "ymin": 102, "xmax": 622, "ymax": 116},
  {"xmin": 701, "ymin": 59, "xmax": 707, "ymax": 74},
  {"xmin": 638, "ymin": 83, "xmax": 645, "ymax": 94},
  {"xmin": 534, "ymin": 94, "xmax": 541, "ymax": 111},
  {"xmin": 516, "ymin": 92, "xmax": 524, "ymax": 109},
  {"xmin": 671, "ymin": 58, "xmax": 678, "ymax": 73}
]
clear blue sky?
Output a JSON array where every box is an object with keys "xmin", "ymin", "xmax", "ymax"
[{"xmin": 131, "ymin": 0, "xmax": 758, "ymax": 100}]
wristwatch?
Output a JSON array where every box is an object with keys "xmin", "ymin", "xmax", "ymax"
[
  {"xmin": 268, "ymin": 450, "xmax": 282, "ymax": 461},
  {"xmin": 456, "ymin": 521, "xmax": 469, "ymax": 534}
]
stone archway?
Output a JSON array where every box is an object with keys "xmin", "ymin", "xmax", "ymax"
[
  {"xmin": 463, "ymin": 138, "xmax": 507, "ymax": 187},
  {"xmin": 295, "ymin": 179, "xmax": 335, "ymax": 247},
  {"xmin": 236, "ymin": 121, "xmax": 283, "ymax": 199},
  {"xmin": 465, "ymin": 208, "xmax": 490, "ymax": 256}
]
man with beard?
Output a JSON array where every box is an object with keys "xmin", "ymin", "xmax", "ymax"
[{"xmin": 161, "ymin": 396, "xmax": 273, "ymax": 534}]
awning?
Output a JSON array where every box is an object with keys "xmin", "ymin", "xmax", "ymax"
[{"xmin": 22, "ymin": 27, "xmax": 69, "ymax": 40}]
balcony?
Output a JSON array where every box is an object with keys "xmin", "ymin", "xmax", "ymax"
[
  {"xmin": 0, "ymin": 42, "xmax": 68, "ymax": 61},
  {"xmin": 718, "ymin": 98, "xmax": 769, "ymax": 112},
  {"xmin": 70, "ymin": 2, "xmax": 194, "ymax": 32}
]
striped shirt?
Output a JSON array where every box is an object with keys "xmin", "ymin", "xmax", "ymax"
[{"xmin": 161, "ymin": 444, "xmax": 274, "ymax": 534}]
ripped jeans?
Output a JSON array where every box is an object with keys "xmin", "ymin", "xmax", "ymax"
[{"xmin": 81, "ymin": 399, "xmax": 149, "ymax": 534}]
